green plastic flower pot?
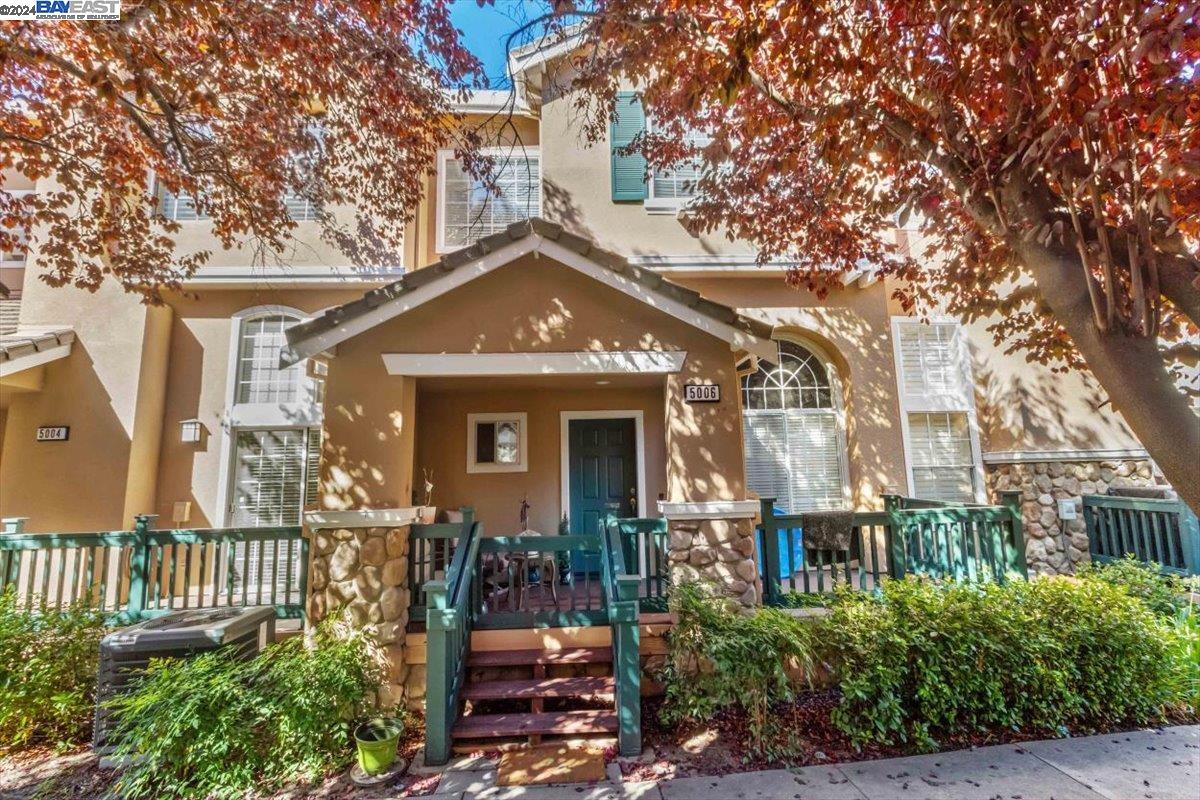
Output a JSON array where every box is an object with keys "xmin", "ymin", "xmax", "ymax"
[{"xmin": 354, "ymin": 717, "xmax": 403, "ymax": 776}]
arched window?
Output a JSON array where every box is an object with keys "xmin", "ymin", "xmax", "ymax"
[
  {"xmin": 235, "ymin": 312, "xmax": 305, "ymax": 404},
  {"xmin": 741, "ymin": 340, "xmax": 847, "ymax": 511}
]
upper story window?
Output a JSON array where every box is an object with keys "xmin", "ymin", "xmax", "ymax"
[
  {"xmin": 646, "ymin": 126, "xmax": 711, "ymax": 213},
  {"xmin": 741, "ymin": 340, "xmax": 847, "ymax": 512},
  {"xmin": 892, "ymin": 319, "xmax": 983, "ymax": 503},
  {"xmin": 1, "ymin": 189, "xmax": 32, "ymax": 265},
  {"xmin": 437, "ymin": 149, "xmax": 541, "ymax": 252},
  {"xmin": 156, "ymin": 180, "xmax": 317, "ymax": 222},
  {"xmin": 235, "ymin": 312, "xmax": 308, "ymax": 404}
]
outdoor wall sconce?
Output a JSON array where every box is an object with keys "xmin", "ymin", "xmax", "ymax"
[{"xmin": 180, "ymin": 418, "xmax": 205, "ymax": 443}]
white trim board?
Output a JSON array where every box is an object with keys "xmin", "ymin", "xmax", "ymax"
[
  {"xmin": 0, "ymin": 343, "xmax": 71, "ymax": 377},
  {"xmin": 983, "ymin": 449, "xmax": 1150, "ymax": 465},
  {"xmin": 304, "ymin": 507, "xmax": 420, "ymax": 530},
  {"xmin": 284, "ymin": 234, "xmax": 776, "ymax": 365},
  {"xmin": 657, "ymin": 500, "xmax": 760, "ymax": 520},
  {"xmin": 382, "ymin": 350, "xmax": 687, "ymax": 377}
]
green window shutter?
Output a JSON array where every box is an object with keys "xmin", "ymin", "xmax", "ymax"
[{"xmin": 610, "ymin": 91, "xmax": 647, "ymax": 201}]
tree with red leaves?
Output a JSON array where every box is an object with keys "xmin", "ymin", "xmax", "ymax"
[
  {"xmin": 0, "ymin": 0, "xmax": 485, "ymax": 299},
  {"xmin": 551, "ymin": 1, "xmax": 1200, "ymax": 507}
]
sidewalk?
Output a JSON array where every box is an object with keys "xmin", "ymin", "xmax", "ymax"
[{"xmin": 422, "ymin": 725, "xmax": 1199, "ymax": 799}]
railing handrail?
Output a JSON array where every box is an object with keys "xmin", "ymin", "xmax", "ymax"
[
  {"xmin": 1082, "ymin": 494, "xmax": 1187, "ymax": 512},
  {"xmin": 478, "ymin": 533, "xmax": 599, "ymax": 552}
]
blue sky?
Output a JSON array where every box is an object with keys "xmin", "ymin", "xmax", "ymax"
[{"xmin": 450, "ymin": 0, "xmax": 550, "ymax": 88}]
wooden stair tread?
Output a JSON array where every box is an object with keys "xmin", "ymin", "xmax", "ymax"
[
  {"xmin": 463, "ymin": 676, "xmax": 615, "ymax": 700},
  {"xmin": 468, "ymin": 647, "xmax": 612, "ymax": 667},
  {"xmin": 453, "ymin": 710, "xmax": 618, "ymax": 739}
]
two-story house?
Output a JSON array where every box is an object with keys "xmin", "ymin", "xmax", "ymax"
[{"xmin": 0, "ymin": 36, "xmax": 1162, "ymax": 589}]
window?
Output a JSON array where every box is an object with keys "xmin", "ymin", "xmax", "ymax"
[
  {"xmin": 741, "ymin": 341, "xmax": 847, "ymax": 511},
  {"xmin": 438, "ymin": 150, "xmax": 540, "ymax": 252},
  {"xmin": 231, "ymin": 428, "xmax": 320, "ymax": 526},
  {"xmin": 646, "ymin": 126, "xmax": 711, "ymax": 211},
  {"xmin": 156, "ymin": 181, "xmax": 208, "ymax": 221},
  {"xmin": 284, "ymin": 193, "xmax": 318, "ymax": 222},
  {"xmin": 235, "ymin": 313, "xmax": 307, "ymax": 404},
  {"xmin": 467, "ymin": 412, "xmax": 528, "ymax": 473},
  {"xmin": 2, "ymin": 189, "xmax": 32, "ymax": 264},
  {"xmin": 893, "ymin": 319, "xmax": 983, "ymax": 503}
]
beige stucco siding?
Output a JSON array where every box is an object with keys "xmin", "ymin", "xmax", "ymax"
[
  {"xmin": 152, "ymin": 290, "xmax": 366, "ymax": 527},
  {"xmin": 319, "ymin": 253, "xmax": 748, "ymax": 531},
  {"xmin": 416, "ymin": 383, "xmax": 666, "ymax": 535}
]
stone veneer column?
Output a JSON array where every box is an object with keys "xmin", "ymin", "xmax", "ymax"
[
  {"xmin": 988, "ymin": 458, "xmax": 1164, "ymax": 575},
  {"xmin": 307, "ymin": 525, "xmax": 411, "ymax": 709},
  {"xmin": 667, "ymin": 517, "xmax": 760, "ymax": 607}
]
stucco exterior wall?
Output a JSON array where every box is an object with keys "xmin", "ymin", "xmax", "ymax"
[
  {"xmin": 415, "ymin": 383, "xmax": 667, "ymax": 536},
  {"xmin": 673, "ymin": 276, "xmax": 907, "ymax": 510}
]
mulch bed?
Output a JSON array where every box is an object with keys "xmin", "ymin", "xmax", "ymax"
[{"xmin": 618, "ymin": 691, "xmax": 1200, "ymax": 783}]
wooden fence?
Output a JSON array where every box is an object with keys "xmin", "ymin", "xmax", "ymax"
[
  {"xmin": 1082, "ymin": 494, "xmax": 1200, "ymax": 576},
  {"xmin": 0, "ymin": 516, "xmax": 307, "ymax": 620},
  {"xmin": 757, "ymin": 492, "xmax": 1027, "ymax": 603}
]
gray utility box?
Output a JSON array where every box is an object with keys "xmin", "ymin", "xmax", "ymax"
[{"xmin": 93, "ymin": 606, "xmax": 276, "ymax": 754}]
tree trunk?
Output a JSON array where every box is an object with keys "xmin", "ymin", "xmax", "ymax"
[{"xmin": 1017, "ymin": 240, "xmax": 1200, "ymax": 512}]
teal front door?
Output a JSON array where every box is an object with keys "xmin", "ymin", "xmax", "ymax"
[{"xmin": 567, "ymin": 417, "xmax": 638, "ymax": 574}]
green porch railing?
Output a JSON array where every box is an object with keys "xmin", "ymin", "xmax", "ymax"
[
  {"xmin": 473, "ymin": 534, "xmax": 606, "ymax": 629},
  {"xmin": 0, "ymin": 516, "xmax": 307, "ymax": 621},
  {"xmin": 757, "ymin": 492, "xmax": 1027, "ymax": 604},
  {"xmin": 423, "ymin": 520, "xmax": 482, "ymax": 766},
  {"xmin": 601, "ymin": 518, "xmax": 642, "ymax": 757},
  {"xmin": 609, "ymin": 517, "xmax": 669, "ymax": 612},
  {"xmin": 407, "ymin": 509, "xmax": 474, "ymax": 621},
  {"xmin": 1083, "ymin": 494, "xmax": 1200, "ymax": 576}
]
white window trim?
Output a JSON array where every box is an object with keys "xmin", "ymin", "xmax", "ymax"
[
  {"xmin": 741, "ymin": 334, "xmax": 852, "ymax": 511},
  {"xmin": 890, "ymin": 316, "xmax": 987, "ymax": 503},
  {"xmin": 215, "ymin": 305, "xmax": 324, "ymax": 525},
  {"xmin": 435, "ymin": 147, "xmax": 542, "ymax": 255},
  {"xmin": 643, "ymin": 121, "xmax": 710, "ymax": 215},
  {"xmin": 467, "ymin": 411, "xmax": 529, "ymax": 474},
  {"xmin": 1, "ymin": 189, "xmax": 33, "ymax": 266}
]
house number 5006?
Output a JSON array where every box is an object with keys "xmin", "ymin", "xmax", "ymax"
[{"xmin": 684, "ymin": 384, "xmax": 720, "ymax": 403}]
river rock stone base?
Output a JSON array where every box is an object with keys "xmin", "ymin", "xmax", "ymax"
[
  {"xmin": 307, "ymin": 525, "xmax": 412, "ymax": 710},
  {"xmin": 667, "ymin": 517, "xmax": 759, "ymax": 606},
  {"xmin": 988, "ymin": 459, "xmax": 1165, "ymax": 575}
]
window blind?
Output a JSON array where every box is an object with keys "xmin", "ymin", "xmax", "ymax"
[
  {"xmin": 236, "ymin": 314, "xmax": 305, "ymax": 404},
  {"xmin": 442, "ymin": 154, "xmax": 540, "ymax": 249}
]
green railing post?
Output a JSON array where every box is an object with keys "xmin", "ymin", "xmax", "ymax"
[
  {"xmin": 1180, "ymin": 502, "xmax": 1200, "ymax": 578},
  {"xmin": 758, "ymin": 499, "xmax": 782, "ymax": 606},
  {"xmin": 1000, "ymin": 490, "xmax": 1028, "ymax": 578},
  {"xmin": 125, "ymin": 515, "xmax": 153, "ymax": 621},
  {"xmin": 424, "ymin": 579, "xmax": 453, "ymax": 766},
  {"xmin": 613, "ymin": 580, "xmax": 641, "ymax": 758},
  {"xmin": 882, "ymin": 494, "xmax": 907, "ymax": 580}
]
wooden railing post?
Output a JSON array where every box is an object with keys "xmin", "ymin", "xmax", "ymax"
[
  {"xmin": 125, "ymin": 515, "xmax": 153, "ymax": 621},
  {"xmin": 758, "ymin": 498, "xmax": 782, "ymax": 606},
  {"xmin": 613, "ymin": 575, "xmax": 641, "ymax": 758},
  {"xmin": 1000, "ymin": 490, "xmax": 1028, "ymax": 578},
  {"xmin": 1180, "ymin": 502, "xmax": 1200, "ymax": 578},
  {"xmin": 882, "ymin": 494, "xmax": 907, "ymax": 580},
  {"xmin": 424, "ymin": 579, "xmax": 453, "ymax": 766}
]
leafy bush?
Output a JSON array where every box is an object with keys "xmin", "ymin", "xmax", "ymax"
[
  {"xmin": 1077, "ymin": 557, "xmax": 1187, "ymax": 616},
  {"xmin": 824, "ymin": 576, "xmax": 1184, "ymax": 750},
  {"xmin": 1165, "ymin": 604, "xmax": 1200, "ymax": 714},
  {"xmin": 662, "ymin": 583, "xmax": 816, "ymax": 755},
  {"xmin": 0, "ymin": 589, "xmax": 106, "ymax": 749},
  {"xmin": 109, "ymin": 618, "xmax": 381, "ymax": 799}
]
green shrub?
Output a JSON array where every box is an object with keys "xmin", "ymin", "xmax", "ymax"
[
  {"xmin": 109, "ymin": 618, "xmax": 381, "ymax": 799},
  {"xmin": 1077, "ymin": 557, "xmax": 1187, "ymax": 616},
  {"xmin": 1166, "ymin": 603, "xmax": 1200, "ymax": 714},
  {"xmin": 0, "ymin": 588, "xmax": 107, "ymax": 749},
  {"xmin": 824, "ymin": 576, "xmax": 1183, "ymax": 750},
  {"xmin": 662, "ymin": 583, "xmax": 816, "ymax": 755}
]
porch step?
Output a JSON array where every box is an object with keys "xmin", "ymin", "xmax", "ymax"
[
  {"xmin": 463, "ymin": 676, "xmax": 615, "ymax": 701},
  {"xmin": 452, "ymin": 710, "xmax": 618, "ymax": 740},
  {"xmin": 468, "ymin": 647, "xmax": 612, "ymax": 668}
]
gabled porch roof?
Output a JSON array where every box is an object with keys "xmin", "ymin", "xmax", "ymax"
[{"xmin": 281, "ymin": 218, "xmax": 777, "ymax": 366}]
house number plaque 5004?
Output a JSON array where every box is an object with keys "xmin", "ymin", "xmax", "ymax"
[
  {"xmin": 683, "ymin": 384, "xmax": 720, "ymax": 403},
  {"xmin": 36, "ymin": 426, "xmax": 70, "ymax": 442}
]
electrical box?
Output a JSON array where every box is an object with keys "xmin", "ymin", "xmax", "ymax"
[{"xmin": 1058, "ymin": 499, "xmax": 1078, "ymax": 520}]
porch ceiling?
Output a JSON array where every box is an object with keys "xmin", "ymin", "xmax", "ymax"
[{"xmin": 281, "ymin": 218, "xmax": 777, "ymax": 367}]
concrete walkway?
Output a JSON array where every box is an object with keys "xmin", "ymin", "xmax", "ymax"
[{"xmin": 423, "ymin": 725, "xmax": 1199, "ymax": 799}]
